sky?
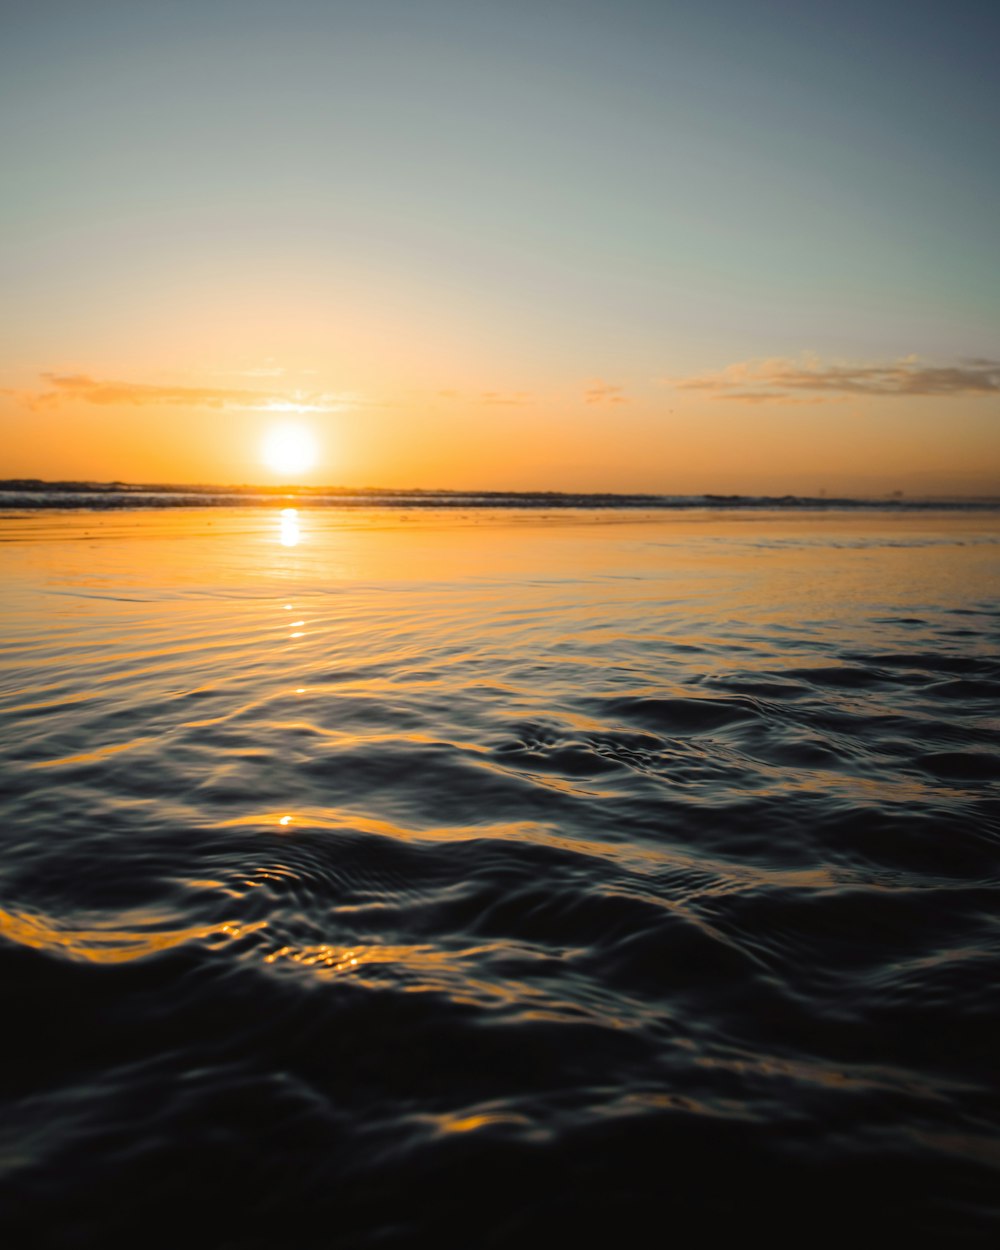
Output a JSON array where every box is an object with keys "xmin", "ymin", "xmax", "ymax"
[{"xmin": 2, "ymin": 0, "xmax": 998, "ymax": 494}]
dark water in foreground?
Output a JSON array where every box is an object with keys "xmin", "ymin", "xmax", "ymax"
[{"xmin": 1, "ymin": 508, "xmax": 998, "ymax": 1247}]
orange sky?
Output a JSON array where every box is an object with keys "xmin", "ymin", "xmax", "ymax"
[{"xmin": 3, "ymin": 359, "xmax": 998, "ymax": 497}]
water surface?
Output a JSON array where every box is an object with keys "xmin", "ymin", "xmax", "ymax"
[{"xmin": 1, "ymin": 507, "xmax": 998, "ymax": 1246}]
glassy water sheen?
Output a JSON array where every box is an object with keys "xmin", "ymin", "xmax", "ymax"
[{"xmin": 1, "ymin": 507, "xmax": 998, "ymax": 1248}]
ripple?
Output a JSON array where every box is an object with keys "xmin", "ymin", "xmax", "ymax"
[{"xmin": 1, "ymin": 507, "xmax": 998, "ymax": 1246}]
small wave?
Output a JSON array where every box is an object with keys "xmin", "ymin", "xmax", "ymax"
[{"xmin": 1, "ymin": 508, "xmax": 998, "ymax": 1246}]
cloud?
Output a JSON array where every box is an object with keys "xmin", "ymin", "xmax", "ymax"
[
  {"xmin": 21, "ymin": 374, "xmax": 351, "ymax": 414},
  {"xmin": 671, "ymin": 356, "xmax": 1000, "ymax": 402},
  {"xmin": 585, "ymin": 380, "xmax": 627, "ymax": 405},
  {"xmin": 431, "ymin": 389, "xmax": 532, "ymax": 405}
]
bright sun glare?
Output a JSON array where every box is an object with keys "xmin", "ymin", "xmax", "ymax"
[{"xmin": 261, "ymin": 424, "xmax": 318, "ymax": 477}]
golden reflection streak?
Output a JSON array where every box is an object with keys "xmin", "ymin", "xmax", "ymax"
[
  {"xmin": 278, "ymin": 508, "xmax": 301, "ymax": 547},
  {"xmin": 27, "ymin": 737, "xmax": 154, "ymax": 769},
  {"xmin": 439, "ymin": 1112, "xmax": 532, "ymax": 1134},
  {"xmin": 216, "ymin": 811, "xmax": 866, "ymax": 891},
  {"xmin": 264, "ymin": 941, "xmax": 442, "ymax": 972},
  {"xmin": 0, "ymin": 908, "xmax": 266, "ymax": 964},
  {"xmin": 260, "ymin": 939, "xmax": 597, "ymax": 1021},
  {"xmin": 263, "ymin": 940, "xmax": 513, "ymax": 986}
]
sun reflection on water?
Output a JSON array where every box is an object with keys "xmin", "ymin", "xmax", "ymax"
[{"xmin": 278, "ymin": 508, "xmax": 301, "ymax": 547}]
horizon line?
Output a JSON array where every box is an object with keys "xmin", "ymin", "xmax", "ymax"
[{"xmin": 2, "ymin": 478, "xmax": 998, "ymax": 506}]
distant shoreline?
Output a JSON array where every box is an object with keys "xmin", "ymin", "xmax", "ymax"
[{"xmin": 0, "ymin": 480, "xmax": 997, "ymax": 511}]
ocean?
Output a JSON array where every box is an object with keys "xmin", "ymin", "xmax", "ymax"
[{"xmin": 1, "ymin": 502, "xmax": 998, "ymax": 1247}]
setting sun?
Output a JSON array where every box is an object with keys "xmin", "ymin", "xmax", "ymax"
[{"xmin": 261, "ymin": 424, "xmax": 318, "ymax": 477}]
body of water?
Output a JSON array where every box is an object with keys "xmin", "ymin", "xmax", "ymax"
[{"xmin": 1, "ymin": 506, "xmax": 998, "ymax": 1246}]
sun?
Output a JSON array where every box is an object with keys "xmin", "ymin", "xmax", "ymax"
[{"xmin": 261, "ymin": 424, "xmax": 318, "ymax": 477}]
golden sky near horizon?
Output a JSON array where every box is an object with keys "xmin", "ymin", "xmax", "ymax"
[{"xmin": 2, "ymin": 1, "xmax": 998, "ymax": 496}]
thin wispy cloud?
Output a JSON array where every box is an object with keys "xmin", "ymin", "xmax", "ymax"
[
  {"xmin": 20, "ymin": 374, "xmax": 353, "ymax": 414},
  {"xmin": 585, "ymin": 381, "xmax": 627, "ymax": 405},
  {"xmin": 671, "ymin": 356, "xmax": 1000, "ymax": 402},
  {"xmin": 433, "ymin": 389, "xmax": 533, "ymax": 406}
]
